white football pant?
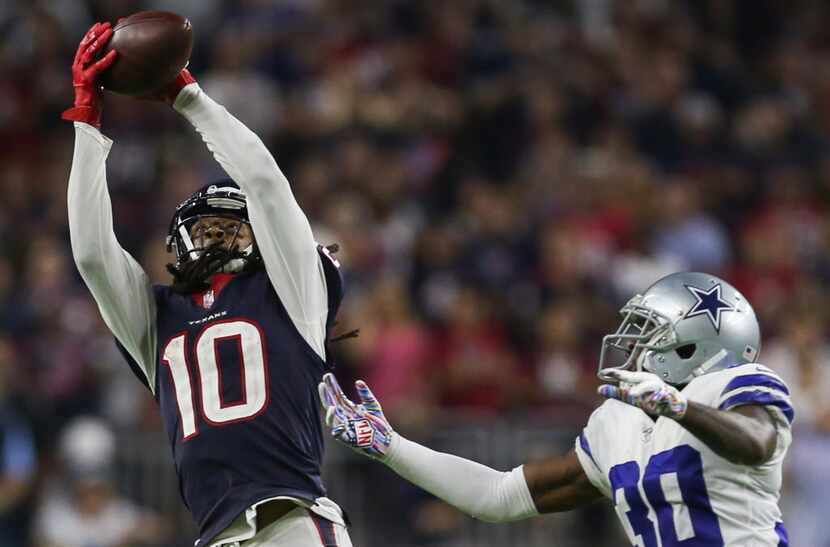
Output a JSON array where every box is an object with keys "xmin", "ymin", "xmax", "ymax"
[{"xmin": 241, "ymin": 508, "xmax": 353, "ymax": 547}]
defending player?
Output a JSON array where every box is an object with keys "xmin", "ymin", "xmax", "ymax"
[
  {"xmin": 63, "ymin": 23, "xmax": 352, "ymax": 546},
  {"xmin": 321, "ymin": 271, "xmax": 792, "ymax": 546}
]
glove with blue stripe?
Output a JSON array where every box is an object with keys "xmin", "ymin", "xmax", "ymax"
[
  {"xmin": 598, "ymin": 369, "xmax": 688, "ymax": 419},
  {"xmin": 318, "ymin": 373, "xmax": 395, "ymax": 460}
]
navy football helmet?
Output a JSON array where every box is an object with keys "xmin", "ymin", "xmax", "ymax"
[{"xmin": 166, "ymin": 179, "xmax": 261, "ymax": 274}]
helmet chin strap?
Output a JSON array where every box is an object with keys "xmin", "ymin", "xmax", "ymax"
[
  {"xmin": 221, "ymin": 259, "xmax": 246, "ymax": 273},
  {"xmin": 690, "ymin": 349, "xmax": 729, "ymax": 378},
  {"xmin": 640, "ymin": 347, "xmax": 730, "ymax": 385},
  {"xmin": 637, "ymin": 350, "xmax": 652, "ymax": 373},
  {"xmin": 220, "ymin": 243, "xmax": 254, "ymax": 273}
]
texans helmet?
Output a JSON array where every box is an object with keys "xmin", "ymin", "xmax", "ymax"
[
  {"xmin": 166, "ymin": 179, "xmax": 261, "ymax": 272},
  {"xmin": 599, "ymin": 272, "xmax": 761, "ymax": 385}
]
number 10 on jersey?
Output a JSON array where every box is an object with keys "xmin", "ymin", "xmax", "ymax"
[{"xmin": 161, "ymin": 320, "xmax": 270, "ymax": 440}]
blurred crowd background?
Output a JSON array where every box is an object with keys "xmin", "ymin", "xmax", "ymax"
[{"xmin": 2, "ymin": 0, "xmax": 830, "ymax": 545}]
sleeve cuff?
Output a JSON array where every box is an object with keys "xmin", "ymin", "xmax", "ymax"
[
  {"xmin": 381, "ymin": 432, "xmax": 403, "ymax": 465},
  {"xmin": 173, "ymin": 83, "xmax": 203, "ymax": 113},
  {"xmin": 74, "ymin": 122, "xmax": 113, "ymax": 149},
  {"xmin": 508, "ymin": 465, "xmax": 540, "ymax": 518},
  {"xmin": 719, "ymin": 391, "xmax": 794, "ymax": 425}
]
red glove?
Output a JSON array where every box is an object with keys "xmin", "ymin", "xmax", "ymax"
[
  {"xmin": 61, "ymin": 22, "xmax": 117, "ymax": 128},
  {"xmin": 141, "ymin": 68, "xmax": 197, "ymax": 105}
]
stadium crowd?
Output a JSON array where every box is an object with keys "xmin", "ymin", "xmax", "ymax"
[{"xmin": 2, "ymin": 0, "xmax": 830, "ymax": 545}]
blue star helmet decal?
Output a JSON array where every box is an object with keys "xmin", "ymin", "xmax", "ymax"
[{"xmin": 683, "ymin": 283, "xmax": 735, "ymax": 333}]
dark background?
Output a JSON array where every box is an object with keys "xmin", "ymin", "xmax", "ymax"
[{"xmin": 2, "ymin": 0, "xmax": 829, "ymax": 545}]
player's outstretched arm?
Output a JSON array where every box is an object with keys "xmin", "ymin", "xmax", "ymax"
[
  {"xmin": 157, "ymin": 73, "xmax": 328, "ymax": 358},
  {"xmin": 319, "ymin": 374, "xmax": 603, "ymax": 521},
  {"xmin": 64, "ymin": 23, "xmax": 158, "ymax": 392},
  {"xmin": 599, "ymin": 370, "xmax": 777, "ymax": 465}
]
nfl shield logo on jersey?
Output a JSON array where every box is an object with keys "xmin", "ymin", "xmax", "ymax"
[{"xmin": 203, "ymin": 289, "xmax": 215, "ymax": 309}]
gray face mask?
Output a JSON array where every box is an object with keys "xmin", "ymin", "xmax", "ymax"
[{"xmin": 599, "ymin": 295, "xmax": 678, "ymax": 376}]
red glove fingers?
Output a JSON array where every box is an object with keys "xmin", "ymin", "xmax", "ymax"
[
  {"xmin": 85, "ymin": 48, "xmax": 117, "ymax": 79},
  {"xmin": 80, "ymin": 31, "xmax": 115, "ymax": 67},
  {"xmin": 72, "ymin": 22, "xmax": 112, "ymax": 75},
  {"xmin": 62, "ymin": 22, "xmax": 118, "ymax": 129},
  {"xmin": 73, "ymin": 22, "xmax": 102, "ymax": 63}
]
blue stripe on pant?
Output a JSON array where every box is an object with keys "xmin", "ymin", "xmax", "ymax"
[
  {"xmin": 308, "ymin": 511, "xmax": 337, "ymax": 546},
  {"xmin": 775, "ymin": 522, "xmax": 788, "ymax": 547}
]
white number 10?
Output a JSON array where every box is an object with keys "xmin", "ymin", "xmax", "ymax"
[{"xmin": 161, "ymin": 320, "xmax": 270, "ymax": 440}]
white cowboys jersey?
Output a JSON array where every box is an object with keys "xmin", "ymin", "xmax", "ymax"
[{"xmin": 575, "ymin": 363, "xmax": 792, "ymax": 547}]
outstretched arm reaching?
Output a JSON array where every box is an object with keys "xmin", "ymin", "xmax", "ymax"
[
  {"xmin": 318, "ymin": 374, "xmax": 603, "ymax": 522},
  {"xmin": 164, "ymin": 74, "xmax": 329, "ymax": 360},
  {"xmin": 64, "ymin": 23, "xmax": 157, "ymax": 392}
]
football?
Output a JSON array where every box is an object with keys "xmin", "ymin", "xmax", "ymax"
[{"xmin": 99, "ymin": 11, "xmax": 193, "ymax": 96}]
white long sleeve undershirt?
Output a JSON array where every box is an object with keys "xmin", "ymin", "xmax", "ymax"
[
  {"xmin": 383, "ymin": 434, "xmax": 539, "ymax": 522},
  {"xmin": 67, "ymin": 85, "xmax": 330, "ymax": 397},
  {"xmin": 68, "ymin": 87, "xmax": 339, "ymax": 546},
  {"xmin": 173, "ymin": 84, "xmax": 329, "ymax": 360},
  {"xmin": 68, "ymin": 122, "xmax": 158, "ymax": 392}
]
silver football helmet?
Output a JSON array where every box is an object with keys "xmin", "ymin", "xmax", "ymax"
[{"xmin": 599, "ymin": 272, "xmax": 760, "ymax": 385}]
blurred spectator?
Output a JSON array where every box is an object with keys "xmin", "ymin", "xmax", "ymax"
[
  {"xmin": 0, "ymin": 337, "xmax": 38, "ymax": 547},
  {"xmin": 433, "ymin": 286, "xmax": 529, "ymax": 414},
  {"xmin": 33, "ymin": 417, "xmax": 167, "ymax": 547},
  {"xmin": 345, "ymin": 276, "xmax": 435, "ymax": 426},
  {"xmin": 650, "ymin": 177, "xmax": 731, "ymax": 272},
  {"xmin": 534, "ymin": 302, "xmax": 594, "ymax": 403},
  {"xmin": 763, "ymin": 312, "xmax": 830, "ymax": 547},
  {"xmin": 764, "ymin": 312, "xmax": 830, "ymax": 429},
  {"xmin": 5, "ymin": 0, "xmax": 830, "ymax": 544}
]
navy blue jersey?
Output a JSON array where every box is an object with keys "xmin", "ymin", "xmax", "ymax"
[
  {"xmin": 118, "ymin": 249, "xmax": 343, "ymax": 546},
  {"xmin": 70, "ymin": 84, "xmax": 348, "ymax": 546}
]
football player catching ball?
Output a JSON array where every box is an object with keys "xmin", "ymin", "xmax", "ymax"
[{"xmin": 64, "ymin": 23, "xmax": 351, "ymax": 547}]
